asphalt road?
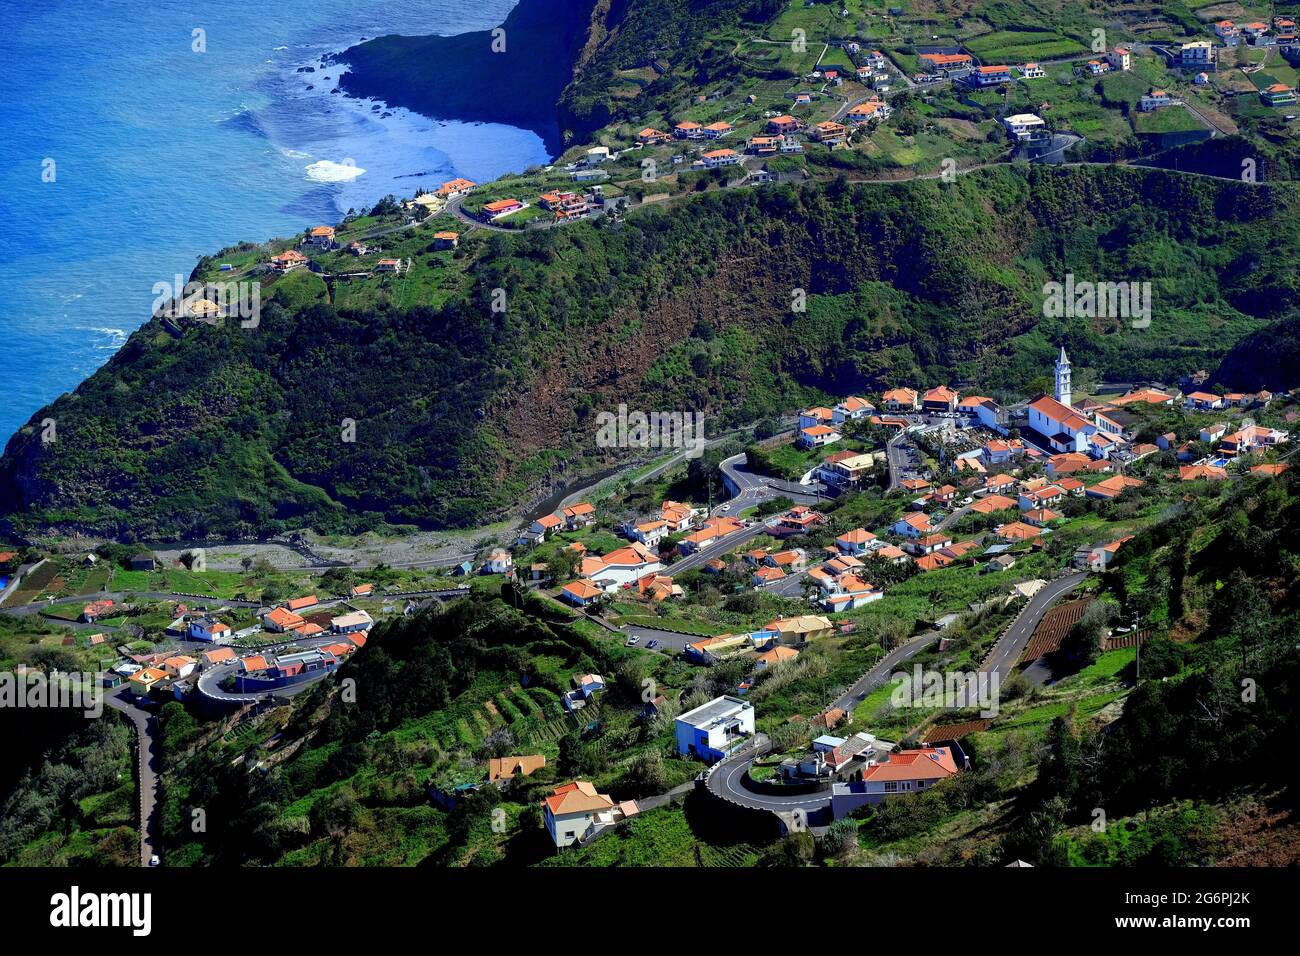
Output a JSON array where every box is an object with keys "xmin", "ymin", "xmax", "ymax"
[
  {"xmin": 618, "ymin": 624, "xmax": 702, "ymax": 654},
  {"xmin": 705, "ymin": 570, "xmax": 1090, "ymax": 816},
  {"xmin": 194, "ymin": 631, "xmax": 368, "ymax": 703},
  {"xmin": 716, "ymin": 453, "xmax": 822, "ymax": 514},
  {"xmin": 979, "ymin": 571, "xmax": 1087, "ymax": 682},
  {"xmin": 104, "ymin": 689, "xmax": 160, "ymax": 866}
]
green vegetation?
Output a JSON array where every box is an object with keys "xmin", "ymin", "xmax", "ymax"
[{"xmin": 4, "ymin": 166, "xmax": 1297, "ymax": 540}]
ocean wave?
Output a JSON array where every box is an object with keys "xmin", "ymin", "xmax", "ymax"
[
  {"xmin": 78, "ymin": 327, "xmax": 128, "ymax": 350},
  {"xmin": 220, "ymin": 109, "xmax": 267, "ymax": 138},
  {"xmin": 305, "ymin": 159, "xmax": 366, "ymax": 182}
]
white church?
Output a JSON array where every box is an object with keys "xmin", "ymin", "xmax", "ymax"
[{"xmin": 1026, "ymin": 348, "xmax": 1105, "ymax": 455}]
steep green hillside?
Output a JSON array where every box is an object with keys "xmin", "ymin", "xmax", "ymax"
[
  {"xmin": 155, "ymin": 594, "xmax": 701, "ymax": 867},
  {"xmin": 145, "ymin": 471, "xmax": 1300, "ymax": 868},
  {"xmin": 1, "ymin": 166, "xmax": 1296, "ymax": 540}
]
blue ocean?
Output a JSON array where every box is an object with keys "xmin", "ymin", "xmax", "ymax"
[{"xmin": 0, "ymin": 0, "xmax": 546, "ymax": 444}]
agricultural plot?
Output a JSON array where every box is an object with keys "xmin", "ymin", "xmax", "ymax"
[
  {"xmin": 964, "ymin": 30, "xmax": 1087, "ymax": 64},
  {"xmin": 1020, "ymin": 596, "xmax": 1090, "ymax": 662}
]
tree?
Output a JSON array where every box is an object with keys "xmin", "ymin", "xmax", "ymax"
[{"xmin": 1037, "ymin": 714, "xmax": 1083, "ymax": 806}]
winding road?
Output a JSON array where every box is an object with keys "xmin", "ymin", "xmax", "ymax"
[{"xmin": 704, "ymin": 570, "xmax": 1089, "ymax": 816}]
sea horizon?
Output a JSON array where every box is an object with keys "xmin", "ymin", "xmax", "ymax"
[{"xmin": 0, "ymin": 0, "xmax": 546, "ymax": 445}]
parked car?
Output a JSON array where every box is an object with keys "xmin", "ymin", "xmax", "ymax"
[
  {"xmin": 626, "ymin": 636, "xmax": 640, "ymax": 646},
  {"xmin": 646, "ymin": 639, "xmax": 659, "ymax": 649}
]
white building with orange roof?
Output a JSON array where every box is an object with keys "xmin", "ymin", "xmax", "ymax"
[
  {"xmin": 833, "ymin": 395, "xmax": 875, "ymax": 423},
  {"xmin": 263, "ymin": 607, "xmax": 305, "ymax": 633},
  {"xmin": 832, "ymin": 747, "xmax": 962, "ymax": 815},
  {"xmin": 1184, "ymin": 390, "xmax": 1225, "ymax": 411},
  {"xmin": 562, "ymin": 501, "xmax": 596, "ymax": 529},
  {"xmin": 161, "ymin": 655, "xmax": 198, "ymax": 679},
  {"xmin": 658, "ymin": 499, "xmax": 700, "ymax": 532},
  {"xmin": 1027, "ymin": 393, "xmax": 1096, "ymax": 454},
  {"xmin": 698, "ymin": 148, "xmax": 740, "ymax": 168},
  {"xmin": 435, "ymin": 177, "xmax": 477, "ymax": 198},
  {"xmin": 892, "ymin": 511, "xmax": 934, "ymax": 539},
  {"xmin": 821, "ymin": 574, "xmax": 883, "ymax": 612},
  {"xmin": 673, "ymin": 120, "xmax": 704, "ymax": 139},
  {"xmin": 845, "ymin": 100, "xmax": 891, "ymax": 124},
  {"xmin": 798, "ymin": 423, "xmax": 842, "ymax": 448},
  {"xmin": 306, "ymin": 225, "xmax": 335, "ymax": 247},
  {"xmin": 882, "ymin": 386, "xmax": 920, "ymax": 411},
  {"xmin": 921, "ymin": 385, "xmax": 959, "ymax": 413},
  {"xmin": 528, "ymin": 511, "xmax": 565, "ymax": 540},
  {"xmin": 1214, "ymin": 20, "xmax": 1239, "ymax": 40},
  {"xmin": 799, "ymin": 406, "xmax": 836, "ymax": 428},
  {"xmin": 585, "ymin": 542, "xmax": 662, "ymax": 591},
  {"xmin": 560, "ymin": 579, "xmax": 603, "ymax": 608},
  {"xmin": 270, "ymin": 249, "xmax": 308, "ymax": 272},
  {"xmin": 677, "ymin": 516, "xmax": 745, "ymax": 553},
  {"xmin": 836, "ymin": 528, "xmax": 877, "ymax": 555},
  {"xmin": 542, "ymin": 781, "xmax": 626, "ymax": 848}
]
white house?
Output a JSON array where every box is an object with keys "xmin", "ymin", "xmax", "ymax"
[
  {"xmin": 1179, "ymin": 41, "xmax": 1216, "ymax": 68},
  {"xmin": 1003, "ymin": 113, "xmax": 1045, "ymax": 139},
  {"xmin": 331, "ymin": 610, "xmax": 373, "ymax": 634},
  {"xmin": 1140, "ymin": 89, "xmax": 1179, "ymax": 111},
  {"xmin": 675, "ymin": 695, "xmax": 755, "ymax": 762},
  {"xmin": 542, "ymin": 781, "xmax": 618, "ymax": 848},
  {"xmin": 798, "ymin": 424, "xmax": 842, "ymax": 449},
  {"xmin": 484, "ymin": 549, "xmax": 514, "ymax": 574},
  {"xmin": 832, "ymin": 396, "xmax": 875, "ymax": 423},
  {"xmin": 892, "ymin": 512, "xmax": 933, "ymax": 539},
  {"xmin": 799, "ymin": 407, "xmax": 836, "ymax": 429},
  {"xmin": 188, "ymin": 618, "xmax": 232, "ymax": 643},
  {"xmin": 630, "ymin": 519, "xmax": 670, "ymax": 548},
  {"xmin": 585, "ymin": 543, "xmax": 662, "ymax": 591},
  {"xmin": 831, "ymin": 747, "xmax": 962, "ymax": 817}
]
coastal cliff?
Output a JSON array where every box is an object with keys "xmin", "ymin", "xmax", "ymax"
[{"xmin": 337, "ymin": 0, "xmax": 601, "ymax": 156}]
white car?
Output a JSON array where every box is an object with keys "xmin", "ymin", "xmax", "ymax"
[
  {"xmin": 626, "ymin": 636, "xmax": 640, "ymax": 646},
  {"xmin": 960, "ymin": 496, "xmax": 974, "ymax": 506},
  {"xmin": 149, "ymin": 855, "xmax": 161, "ymax": 867}
]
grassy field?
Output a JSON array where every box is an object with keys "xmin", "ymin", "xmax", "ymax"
[{"xmin": 964, "ymin": 31, "xmax": 1087, "ymax": 64}]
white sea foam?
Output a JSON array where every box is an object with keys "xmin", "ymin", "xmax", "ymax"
[
  {"xmin": 305, "ymin": 159, "xmax": 367, "ymax": 182},
  {"xmin": 79, "ymin": 327, "xmax": 128, "ymax": 350}
]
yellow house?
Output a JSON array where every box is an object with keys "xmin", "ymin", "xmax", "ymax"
[
  {"xmin": 128, "ymin": 666, "xmax": 167, "ymax": 694},
  {"xmin": 765, "ymin": 615, "xmax": 835, "ymax": 644}
]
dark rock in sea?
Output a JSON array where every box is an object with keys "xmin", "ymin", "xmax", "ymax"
[
  {"xmin": 297, "ymin": 65, "xmax": 315, "ymax": 73},
  {"xmin": 336, "ymin": 0, "xmax": 596, "ymax": 157},
  {"xmin": 330, "ymin": 88, "xmax": 340, "ymax": 95},
  {"xmin": 380, "ymin": 112, "xmax": 392, "ymax": 119}
]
